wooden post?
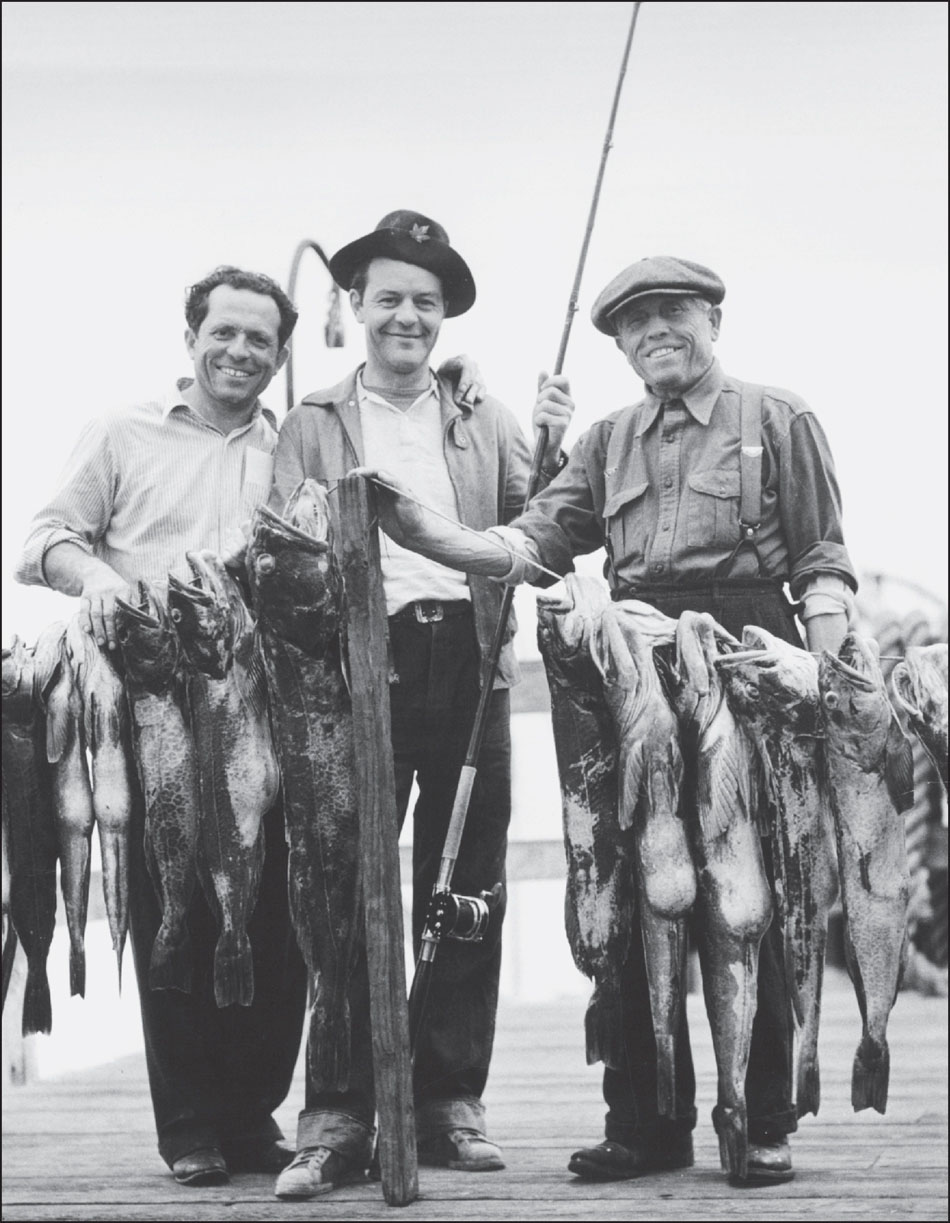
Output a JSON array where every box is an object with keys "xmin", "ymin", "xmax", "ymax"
[{"xmin": 338, "ymin": 474, "xmax": 418, "ymax": 1207}]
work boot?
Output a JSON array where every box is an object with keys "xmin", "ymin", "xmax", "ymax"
[
  {"xmin": 274, "ymin": 1146, "xmax": 368, "ymax": 1199},
  {"xmin": 417, "ymin": 1127, "xmax": 505, "ymax": 1171},
  {"xmin": 732, "ymin": 1137, "xmax": 794, "ymax": 1186},
  {"xmin": 568, "ymin": 1134, "xmax": 694, "ymax": 1181}
]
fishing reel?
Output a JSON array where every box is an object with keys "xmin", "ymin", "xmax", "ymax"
[{"xmin": 424, "ymin": 883, "xmax": 503, "ymax": 944}]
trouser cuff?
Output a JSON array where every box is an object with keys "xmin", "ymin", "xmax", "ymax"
[
  {"xmin": 158, "ymin": 1121, "xmax": 222, "ymax": 1168},
  {"xmin": 748, "ymin": 1110, "xmax": 798, "ymax": 1143},
  {"xmin": 415, "ymin": 1095, "xmax": 486, "ymax": 1139},
  {"xmin": 296, "ymin": 1109, "xmax": 376, "ymax": 1163}
]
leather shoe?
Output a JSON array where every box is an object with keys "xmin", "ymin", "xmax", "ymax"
[
  {"xmin": 172, "ymin": 1147, "xmax": 229, "ymax": 1186},
  {"xmin": 220, "ymin": 1137, "xmax": 294, "ymax": 1174},
  {"xmin": 274, "ymin": 1146, "xmax": 368, "ymax": 1199},
  {"xmin": 417, "ymin": 1127, "xmax": 505, "ymax": 1171},
  {"xmin": 731, "ymin": 1137, "xmax": 794, "ymax": 1186},
  {"xmin": 568, "ymin": 1136, "xmax": 694, "ymax": 1181}
]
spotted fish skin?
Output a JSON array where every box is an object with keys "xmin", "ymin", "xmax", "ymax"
[
  {"xmin": 537, "ymin": 576, "xmax": 633, "ymax": 1072},
  {"xmin": 116, "ymin": 581, "xmax": 199, "ymax": 993},
  {"xmin": 891, "ymin": 643, "xmax": 948, "ymax": 789},
  {"xmin": 43, "ymin": 621, "xmax": 95, "ymax": 998},
  {"xmin": 669, "ymin": 612, "xmax": 772, "ymax": 1179},
  {"xmin": 2, "ymin": 634, "xmax": 59, "ymax": 1034},
  {"xmin": 247, "ymin": 481, "xmax": 361, "ymax": 1092},
  {"xmin": 168, "ymin": 551, "xmax": 279, "ymax": 1009},
  {"xmin": 819, "ymin": 632, "xmax": 914, "ymax": 1114},
  {"xmin": 716, "ymin": 626, "xmax": 838, "ymax": 1121},
  {"xmin": 591, "ymin": 602, "xmax": 694, "ymax": 1118}
]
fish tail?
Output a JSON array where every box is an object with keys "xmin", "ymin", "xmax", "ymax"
[
  {"xmin": 852, "ymin": 1035, "xmax": 889, "ymax": 1114},
  {"xmin": 584, "ymin": 984, "xmax": 625, "ymax": 1069},
  {"xmin": 213, "ymin": 929, "xmax": 254, "ymax": 1008},
  {"xmin": 713, "ymin": 1104, "xmax": 748, "ymax": 1179},
  {"xmin": 149, "ymin": 924, "xmax": 193, "ymax": 993},
  {"xmin": 307, "ymin": 988, "xmax": 352, "ymax": 1094},
  {"xmin": 99, "ymin": 831, "xmax": 130, "ymax": 986},
  {"xmin": 796, "ymin": 1046, "xmax": 821, "ymax": 1118},
  {"xmin": 69, "ymin": 939, "xmax": 86, "ymax": 998},
  {"xmin": 22, "ymin": 963, "xmax": 53, "ymax": 1036},
  {"xmin": 655, "ymin": 1034, "xmax": 676, "ymax": 1119}
]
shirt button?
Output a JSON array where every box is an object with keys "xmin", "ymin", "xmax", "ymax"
[
  {"xmin": 664, "ymin": 433, "xmax": 675, "ymax": 443},
  {"xmin": 652, "ymin": 562, "xmax": 664, "ymax": 573},
  {"xmin": 661, "ymin": 523, "xmax": 670, "ymax": 532},
  {"xmin": 664, "ymin": 477, "xmax": 673, "ymax": 489}
]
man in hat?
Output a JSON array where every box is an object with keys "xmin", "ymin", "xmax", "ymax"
[
  {"xmin": 270, "ymin": 210, "xmax": 573, "ymax": 1199},
  {"xmin": 362, "ymin": 255, "xmax": 857, "ymax": 1187}
]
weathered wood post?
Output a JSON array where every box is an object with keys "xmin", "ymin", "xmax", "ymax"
[{"xmin": 338, "ymin": 473, "xmax": 418, "ymax": 1207}]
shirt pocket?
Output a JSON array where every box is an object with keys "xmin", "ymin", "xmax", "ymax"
[
  {"xmin": 686, "ymin": 469, "xmax": 740, "ymax": 549},
  {"xmin": 603, "ymin": 482, "xmax": 649, "ymax": 566}
]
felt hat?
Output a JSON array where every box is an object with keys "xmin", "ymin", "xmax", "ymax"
[
  {"xmin": 329, "ymin": 210, "xmax": 476, "ymax": 317},
  {"xmin": 591, "ymin": 256, "xmax": 725, "ymax": 335}
]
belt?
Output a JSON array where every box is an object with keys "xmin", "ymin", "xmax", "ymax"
[
  {"xmin": 613, "ymin": 578, "xmax": 783, "ymax": 601},
  {"xmin": 389, "ymin": 599, "xmax": 472, "ymax": 624}
]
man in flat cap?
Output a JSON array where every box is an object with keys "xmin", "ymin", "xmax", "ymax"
[
  {"xmin": 270, "ymin": 210, "xmax": 573, "ymax": 1199},
  {"xmin": 364, "ymin": 254, "xmax": 857, "ymax": 1187}
]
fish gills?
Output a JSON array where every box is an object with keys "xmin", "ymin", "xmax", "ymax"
[
  {"xmin": 891, "ymin": 643, "xmax": 948, "ymax": 789},
  {"xmin": 820, "ymin": 632, "xmax": 914, "ymax": 1114},
  {"xmin": 247, "ymin": 483, "xmax": 361, "ymax": 1092},
  {"xmin": 116, "ymin": 582, "xmax": 199, "ymax": 992},
  {"xmin": 2, "ymin": 635, "xmax": 59, "ymax": 1034},
  {"xmin": 537, "ymin": 577, "xmax": 632, "ymax": 1071}
]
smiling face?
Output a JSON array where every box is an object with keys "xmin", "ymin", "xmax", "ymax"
[
  {"xmin": 613, "ymin": 293, "xmax": 720, "ymax": 396},
  {"xmin": 185, "ymin": 284, "xmax": 288, "ymax": 426},
  {"xmin": 351, "ymin": 258, "xmax": 445, "ymax": 383}
]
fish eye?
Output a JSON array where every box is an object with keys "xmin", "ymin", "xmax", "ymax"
[
  {"xmin": 823, "ymin": 691, "xmax": 839, "ymax": 710},
  {"xmin": 170, "ymin": 608, "xmax": 182, "ymax": 623},
  {"xmin": 256, "ymin": 554, "xmax": 276, "ymax": 575}
]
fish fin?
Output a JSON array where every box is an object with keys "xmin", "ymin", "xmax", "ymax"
[
  {"xmin": 45, "ymin": 682, "xmax": 69, "ymax": 764},
  {"xmin": 236, "ymin": 643, "xmax": 270, "ymax": 720},
  {"xmin": 584, "ymin": 983, "xmax": 625, "ymax": 1069},
  {"xmin": 884, "ymin": 712, "xmax": 915, "ymax": 813},
  {"xmin": 655, "ymin": 1034, "xmax": 676, "ymax": 1119},
  {"xmin": 307, "ymin": 986, "xmax": 352, "ymax": 1093},
  {"xmin": 149, "ymin": 924, "xmax": 194, "ymax": 993},
  {"xmin": 69, "ymin": 941, "xmax": 86, "ymax": 998},
  {"xmin": 797, "ymin": 1052, "xmax": 821, "ymax": 1119},
  {"xmin": 713, "ymin": 1104, "xmax": 748, "ymax": 1179},
  {"xmin": 618, "ymin": 743, "xmax": 644, "ymax": 830},
  {"xmin": 21, "ymin": 965, "xmax": 53, "ymax": 1036},
  {"xmin": 213, "ymin": 930, "xmax": 254, "ymax": 1008},
  {"xmin": 852, "ymin": 1036, "xmax": 889, "ymax": 1114}
]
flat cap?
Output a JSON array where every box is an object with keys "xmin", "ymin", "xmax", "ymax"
[{"xmin": 591, "ymin": 256, "xmax": 725, "ymax": 335}]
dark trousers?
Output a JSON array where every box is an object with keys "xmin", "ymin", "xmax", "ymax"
[
  {"xmin": 303, "ymin": 609, "xmax": 511, "ymax": 1131},
  {"xmin": 128, "ymin": 789, "xmax": 308, "ymax": 1166},
  {"xmin": 603, "ymin": 580, "xmax": 800, "ymax": 1146}
]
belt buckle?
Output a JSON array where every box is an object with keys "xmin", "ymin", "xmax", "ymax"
[{"xmin": 414, "ymin": 601, "xmax": 443, "ymax": 624}]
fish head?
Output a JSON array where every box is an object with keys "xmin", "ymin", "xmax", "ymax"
[
  {"xmin": 536, "ymin": 575, "xmax": 609, "ymax": 685},
  {"xmin": 1, "ymin": 636, "xmax": 26, "ymax": 699},
  {"xmin": 247, "ymin": 495, "xmax": 342, "ymax": 654},
  {"xmin": 821, "ymin": 632, "xmax": 916, "ymax": 808},
  {"xmin": 892, "ymin": 643, "xmax": 949, "ymax": 738},
  {"xmin": 115, "ymin": 580, "xmax": 181, "ymax": 689},
  {"xmin": 716, "ymin": 635, "xmax": 820, "ymax": 736},
  {"xmin": 1, "ymin": 636, "xmax": 35, "ymax": 723},
  {"xmin": 167, "ymin": 555, "xmax": 234, "ymax": 679},
  {"xmin": 30, "ymin": 622, "xmax": 67, "ymax": 706}
]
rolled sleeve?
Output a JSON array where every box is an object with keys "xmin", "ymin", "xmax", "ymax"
[
  {"xmin": 780, "ymin": 413, "xmax": 857, "ymax": 598},
  {"xmin": 14, "ymin": 418, "xmax": 117, "ymax": 588}
]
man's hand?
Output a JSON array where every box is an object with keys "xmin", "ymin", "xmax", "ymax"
[
  {"xmin": 534, "ymin": 371, "xmax": 574, "ymax": 466},
  {"xmin": 79, "ymin": 570, "xmax": 130, "ymax": 652},
  {"xmin": 438, "ymin": 354, "xmax": 486, "ymax": 409},
  {"xmin": 221, "ymin": 523, "xmax": 250, "ymax": 573},
  {"xmin": 350, "ymin": 468, "xmax": 431, "ymax": 551}
]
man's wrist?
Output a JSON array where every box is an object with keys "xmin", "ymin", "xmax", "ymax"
[{"xmin": 540, "ymin": 450, "xmax": 568, "ymax": 479}]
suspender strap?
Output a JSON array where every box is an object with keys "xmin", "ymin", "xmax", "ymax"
[{"xmin": 739, "ymin": 384, "xmax": 764, "ymax": 538}]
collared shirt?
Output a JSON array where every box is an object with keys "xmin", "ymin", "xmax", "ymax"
[
  {"xmin": 16, "ymin": 380, "xmax": 278, "ymax": 587},
  {"xmin": 357, "ymin": 372, "xmax": 470, "ymax": 615},
  {"xmin": 512, "ymin": 360, "xmax": 856, "ymax": 599}
]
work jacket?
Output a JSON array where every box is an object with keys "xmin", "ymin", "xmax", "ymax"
[{"xmin": 271, "ymin": 366, "xmax": 537, "ymax": 688}]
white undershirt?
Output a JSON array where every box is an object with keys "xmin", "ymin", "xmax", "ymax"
[{"xmin": 358, "ymin": 373, "xmax": 471, "ymax": 615}]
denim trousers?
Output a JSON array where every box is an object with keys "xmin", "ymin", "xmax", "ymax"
[
  {"xmin": 127, "ymin": 790, "xmax": 308, "ymax": 1166},
  {"xmin": 297, "ymin": 609, "xmax": 512, "ymax": 1157},
  {"xmin": 602, "ymin": 580, "xmax": 800, "ymax": 1147}
]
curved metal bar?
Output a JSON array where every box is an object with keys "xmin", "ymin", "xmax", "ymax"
[{"xmin": 285, "ymin": 239, "xmax": 344, "ymax": 413}]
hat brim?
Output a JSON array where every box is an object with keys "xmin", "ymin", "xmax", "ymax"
[
  {"xmin": 329, "ymin": 230, "xmax": 476, "ymax": 317},
  {"xmin": 594, "ymin": 287, "xmax": 705, "ymax": 335}
]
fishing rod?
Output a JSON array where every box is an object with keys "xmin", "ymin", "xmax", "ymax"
[
  {"xmin": 285, "ymin": 239, "xmax": 345, "ymax": 414},
  {"xmin": 407, "ymin": 1, "xmax": 643, "ymax": 1053}
]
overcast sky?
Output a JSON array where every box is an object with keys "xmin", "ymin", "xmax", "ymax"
[{"xmin": 3, "ymin": 1, "xmax": 947, "ymax": 643}]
